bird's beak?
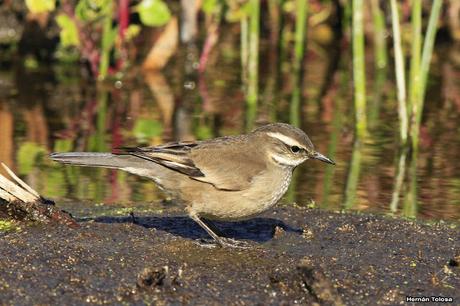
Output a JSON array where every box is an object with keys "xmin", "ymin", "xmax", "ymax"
[{"xmin": 312, "ymin": 151, "xmax": 335, "ymax": 165}]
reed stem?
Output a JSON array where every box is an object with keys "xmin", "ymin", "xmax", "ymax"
[
  {"xmin": 246, "ymin": 0, "xmax": 260, "ymax": 129},
  {"xmin": 352, "ymin": 0, "xmax": 367, "ymax": 138},
  {"xmin": 293, "ymin": 0, "xmax": 307, "ymax": 74},
  {"xmin": 390, "ymin": 148, "xmax": 407, "ymax": 213},
  {"xmin": 390, "ymin": 0, "xmax": 408, "ymax": 144},
  {"xmin": 410, "ymin": 0, "xmax": 442, "ymax": 148},
  {"xmin": 98, "ymin": 1, "xmax": 113, "ymax": 80},
  {"xmin": 240, "ymin": 16, "xmax": 249, "ymax": 89},
  {"xmin": 344, "ymin": 140, "xmax": 362, "ymax": 209},
  {"xmin": 290, "ymin": 0, "xmax": 308, "ymax": 127},
  {"xmin": 408, "ymin": 0, "xmax": 422, "ymax": 118},
  {"xmin": 403, "ymin": 149, "xmax": 418, "ymax": 218},
  {"xmin": 370, "ymin": 0, "xmax": 387, "ymax": 70}
]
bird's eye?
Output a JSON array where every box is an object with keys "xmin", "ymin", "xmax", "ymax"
[{"xmin": 290, "ymin": 146, "xmax": 301, "ymax": 153}]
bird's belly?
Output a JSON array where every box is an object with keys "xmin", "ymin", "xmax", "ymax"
[{"xmin": 190, "ymin": 169, "xmax": 292, "ymax": 221}]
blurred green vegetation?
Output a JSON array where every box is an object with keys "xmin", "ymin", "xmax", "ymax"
[
  {"xmin": 133, "ymin": 118, "xmax": 163, "ymax": 142},
  {"xmin": 13, "ymin": 0, "xmax": 453, "ymax": 131},
  {"xmin": 17, "ymin": 142, "xmax": 46, "ymax": 175},
  {"xmin": 0, "ymin": 220, "xmax": 17, "ymax": 232},
  {"xmin": 1, "ymin": 0, "xmax": 459, "ymax": 220}
]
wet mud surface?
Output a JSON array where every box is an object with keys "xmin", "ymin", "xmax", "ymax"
[{"xmin": 0, "ymin": 206, "xmax": 459, "ymax": 305}]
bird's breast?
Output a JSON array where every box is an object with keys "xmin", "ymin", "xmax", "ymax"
[
  {"xmin": 190, "ymin": 167, "xmax": 293, "ymax": 220},
  {"xmin": 257, "ymin": 168, "xmax": 293, "ymax": 209}
]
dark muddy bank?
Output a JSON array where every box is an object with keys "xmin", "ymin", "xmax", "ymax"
[{"xmin": 0, "ymin": 206, "xmax": 458, "ymax": 305}]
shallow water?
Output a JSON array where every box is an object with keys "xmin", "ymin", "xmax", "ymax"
[{"xmin": 0, "ymin": 38, "xmax": 459, "ymax": 222}]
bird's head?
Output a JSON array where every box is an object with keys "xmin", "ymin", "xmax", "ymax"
[{"xmin": 253, "ymin": 123, "xmax": 335, "ymax": 168}]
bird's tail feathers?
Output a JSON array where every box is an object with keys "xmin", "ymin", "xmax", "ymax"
[{"xmin": 50, "ymin": 152, "xmax": 140, "ymax": 169}]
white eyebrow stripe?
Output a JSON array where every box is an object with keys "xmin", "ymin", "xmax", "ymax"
[
  {"xmin": 271, "ymin": 153, "xmax": 303, "ymax": 166},
  {"xmin": 266, "ymin": 132, "xmax": 304, "ymax": 148}
]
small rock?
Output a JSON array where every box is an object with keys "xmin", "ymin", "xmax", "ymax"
[
  {"xmin": 336, "ymin": 223, "xmax": 356, "ymax": 233},
  {"xmin": 448, "ymin": 257, "xmax": 459, "ymax": 267},
  {"xmin": 302, "ymin": 227, "xmax": 314, "ymax": 240},
  {"xmin": 136, "ymin": 266, "xmax": 168, "ymax": 289},
  {"xmin": 297, "ymin": 257, "xmax": 345, "ymax": 306},
  {"xmin": 272, "ymin": 226, "xmax": 285, "ymax": 239}
]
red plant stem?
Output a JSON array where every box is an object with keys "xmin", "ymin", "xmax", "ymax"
[
  {"xmin": 198, "ymin": 24, "xmax": 219, "ymax": 73},
  {"xmin": 116, "ymin": 0, "xmax": 130, "ymax": 70},
  {"xmin": 118, "ymin": 0, "xmax": 130, "ymax": 39}
]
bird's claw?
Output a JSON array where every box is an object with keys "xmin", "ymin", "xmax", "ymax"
[{"xmin": 194, "ymin": 237, "xmax": 254, "ymax": 249}]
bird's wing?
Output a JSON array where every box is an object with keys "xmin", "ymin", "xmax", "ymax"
[
  {"xmin": 115, "ymin": 142, "xmax": 204, "ymax": 177},
  {"xmin": 188, "ymin": 136, "xmax": 267, "ymax": 191},
  {"xmin": 116, "ymin": 138, "xmax": 266, "ymax": 191}
]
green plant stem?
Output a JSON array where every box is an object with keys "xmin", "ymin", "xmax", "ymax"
[
  {"xmin": 290, "ymin": 0, "xmax": 308, "ymax": 128},
  {"xmin": 370, "ymin": 0, "xmax": 387, "ymax": 69},
  {"xmin": 99, "ymin": 1, "xmax": 113, "ymax": 80},
  {"xmin": 369, "ymin": 0, "xmax": 388, "ymax": 129},
  {"xmin": 390, "ymin": 0, "xmax": 408, "ymax": 144},
  {"xmin": 240, "ymin": 16, "xmax": 249, "ymax": 89},
  {"xmin": 419, "ymin": 0, "xmax": 442, "ymax": 99},
  {"xmin": 352, "ymin": 0, "xmax": 367, "ymax": 138},
  {"xmin": 410, "ymin": 0, "xmax": 442, "ymax": 148},
  {"xmin": 246, "ymin": 0, "xmax": 260, "ymax": 130},
  {"xmin": 408, "ymin": 0, "xmax": 422, "ymax": 118},
  {"xmin": 290, "ymin": 84, "xmax": 300, "ymax": 127},
  {"xmin": 342, "ymin": 0, "xmax": 352, "ymax": 40},
  {"xmin": 293, "ymin": 0, "xmax": 307, "ymax": 74}
]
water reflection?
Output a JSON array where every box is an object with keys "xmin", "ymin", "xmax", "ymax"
[
  {"xmin": 403, "ymin": 153, "xmax": 418, "ymax": 218},
  {"xmin": 390, "ymin": 147, "xmax": 407, "ymax": 214},
  {"xmin": 0, "ymin": 103, "xmax": 13, "ymax": 170},
  {"xmin": 343, "ymin": 140, "xmax": 362, "ymax": 210},
  {"xmin": 0, "ymin": 40, "xmax": 459, "ymax": 222}
]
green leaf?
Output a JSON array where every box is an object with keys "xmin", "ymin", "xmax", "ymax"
[
  {"xmin": 25, "ymin": 0, "xmax": 55, "ymax": 13},
  {"xmin": 133, "ymin": 119, "xmax": 163, "ymax": 141},
  {"xmin": 56, "ymin": 14, "xmax": 80, "ymax": 47},
  {"xmin": 75, "ymin": 0, "xmax": 111, "ymax": 21},
  {"xmin": 75, "ymin": 0, "xmax": 95, "ymax": 21},
  {"xmin": 225, "ymin": 2, "xmax": 251, "ymax": 22},
  {"xmin": 42, "ymin": 169, "xmax": 67, "ymax": 198},
  {"xmin": 53, "ymin": 139, "xmax": 74, "ymax": 152},
  {"xmin": 195, "ymin": 125, "xmax": 213, "ymax": 140},
  {"xmin": 283, "ymin": 0, "xmax": 295, "ymax": 13},
  {"xmin": 125, "ymin": 24, "xmax": 142, "ymax": 41},
  {"xmin": 202, "ymin": 0, "xmax": 219, "ymax": 15},
  {"xmin": 137, "ymin": 0, "xmax": 171, "ymax": 27},
  {"xmin": 24, "ymin": 56, "xmax": 39, "ymax": 70},
  {"xmin": 0, "ymin": 221, "xmax": 16, "ymax": 232},
  {"xmin": 17, "ymin": 142, "xmax": 46, "ymax": 175},
  {"xmin": 101, "ymin": 25, "xmax": 118, "ymax": 51}
]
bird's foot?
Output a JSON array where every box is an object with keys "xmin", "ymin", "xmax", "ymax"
[
  {"xmin": 194, "ymin": 237, "xmax": 254, "ymax": 249},
  {"xmin": 218, "ymin": 237, "xmax": 255, "ymax": 249},
  {"xmin": 193, "ymin": 238, "xmax": 220, "ymax": 249}
]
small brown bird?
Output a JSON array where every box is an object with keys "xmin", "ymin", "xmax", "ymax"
[{"xmin": 51, "ymin": 123, "xmax": 334, "ymax": 247}]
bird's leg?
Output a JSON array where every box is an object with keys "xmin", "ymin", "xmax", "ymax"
[
  {"xmin": 200, "ymin": 218, "xmax": 223, "ymax": 236},
  {"xmin": 189, "ymin": 213, "xmax": 253, "ymax": 249},
  {"xmin": 189, "ymin": 213, "xmax": 225, "ymax": 245}
]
